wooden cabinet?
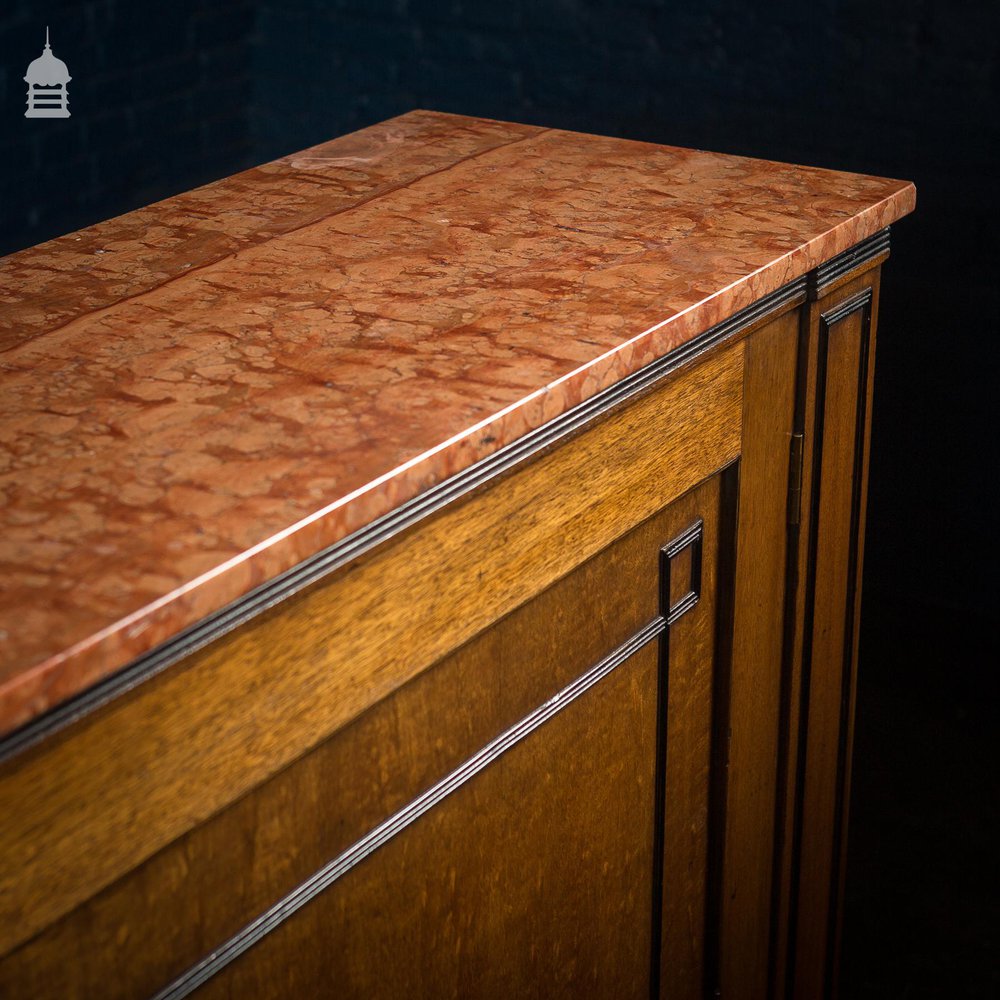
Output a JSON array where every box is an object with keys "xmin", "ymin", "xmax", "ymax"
[
  {"xmin": 1, "ymin": 254, "xmax": 886, "ymax": 1000},
  {"xmin": 0, "ymin": 114, "xmax": 913, "ymax": 999}
]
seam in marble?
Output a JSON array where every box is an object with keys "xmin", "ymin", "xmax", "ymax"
[{"xmin": 0, "ymin": 125, "xmax": 551, "ymax": 357}]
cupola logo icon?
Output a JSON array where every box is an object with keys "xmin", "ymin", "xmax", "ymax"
[{"xmin": 24, "ymin": 27, "xmax": 71, "ymax": 118}]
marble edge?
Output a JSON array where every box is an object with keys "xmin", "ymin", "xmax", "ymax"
[{"xmin": 0, "ymin": 176, "xmax": 915, "ymax": 740}]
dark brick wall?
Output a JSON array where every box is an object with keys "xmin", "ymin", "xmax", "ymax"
[
  {"xmin": 0, "ymin": 6, "xmax": 997, "ymax": 992},
  {"xmin": 0, "ymin": 0, "xmax": 255, "ymax": 255}
]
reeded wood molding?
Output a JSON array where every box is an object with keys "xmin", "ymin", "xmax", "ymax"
[
  {"xmin": 149, "ymin": 616, "xmax": 665, "ymax": 1000},
  {"xmin": 661, "ymin": 519, "xmax": 704, "ymax": 625},
  {"xmin": 0, "ymin": 274, "xmax": 805, "ymax": 764},
  {"xmin": 819, "ymin": 286, "xmax": 875, "ymax": 328},
  {"xmin": 808, "ymin": 229, "xmax": 890, "ymax": 299},
  {"xmin": 0, "ymin": 226, "xmax": 892, "ymax": 764}
]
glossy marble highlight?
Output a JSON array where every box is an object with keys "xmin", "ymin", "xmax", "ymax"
[{"xmin": 0, "ymin": 110, "xmax": 915, "ymax": 735}]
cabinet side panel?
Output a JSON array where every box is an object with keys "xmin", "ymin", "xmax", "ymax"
[
  {"xmin": 718, "ymin": 309, "xmax": 800, "ymax": 998},
  {"xmin": 791, "ymin": 275, "xmax": 878, "ymax": 1000},
  {"xmin": 828, "ymin": 275, "xmax": 879, "ymax": 999}
]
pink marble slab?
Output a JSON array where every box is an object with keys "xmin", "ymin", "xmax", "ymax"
[{"xmin": 0, "ymin": 110, "xmax": 915, "ymax": 736}]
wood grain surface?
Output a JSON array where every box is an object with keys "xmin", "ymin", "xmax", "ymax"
[
  {"xmin": 790, "ymin": 274, "xmax": 879, "ymax": 1000},
  {"xmin": 718, "ymin": 307, "xmax": 802, "ymax": 998},
  {"xmin": 0, "ymin": 109, "xmax": 914, "ymax": 734},
  {"xmin": 658, "ymin": 474, "xmax": 728, "ymax": 999},
  {"xmin": 197, "ymin": 642, "xmax": 662, "ymax": 1000},
  {"xmin": 0, "ymin": 343, "xmax": 742, "ymax": 959},
  {"xmin": 1, "ymin": 470, "xmax": 711, "ymax": 998}
]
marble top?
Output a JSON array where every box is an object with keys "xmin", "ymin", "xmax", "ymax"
[{"xmin": 0, "ymin": 110, "xmax": 915, "ymax": 736}]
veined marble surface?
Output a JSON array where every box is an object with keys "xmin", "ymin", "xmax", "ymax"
[{"xmin": 0, "ymin": 110, "xmax": 915, "ymax": 735}]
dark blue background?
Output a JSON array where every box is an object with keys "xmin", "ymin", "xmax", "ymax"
[{"xmin": 2, "ymin": 2, "xmax": 997, "ymax": 995}]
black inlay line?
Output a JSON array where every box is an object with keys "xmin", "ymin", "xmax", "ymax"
[
  {"xmin": 820, "ymin": 288, "xmax": 875, "ymax": 329},
  {"xmin": 824, "ymin": 289, "xmax": 873, "ymax": 999},
  {"xmin": 0, "ymin": 273, "xmax": 808, "ymax": 764},
  {"xmin": 663, "ymin": 519, "xmax": 704, "ymax": 626},
  {"xmin": 649, "ymin": 541, "xmax": 674, "ymax": 1000},
  {"xmin": 810, "ymin": 229, "xmax": 890, "ymax": 297},
  {"xmin": 150, "ymin": 616, "xmax": 665, "ymax": 1000},
  {"xmin": 649, "ymin": 513, "xmax": 707, "ymax": 998}
]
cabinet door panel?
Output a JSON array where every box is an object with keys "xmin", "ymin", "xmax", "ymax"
[
  {"xmin": 202, "ymin": 642, "xmax": 660, "ymax": 1000},
  {"xmin": 0, "ymin": 343, "xmax": 743, "ymax": 963},
  {"xmin": 3, "ymin": 465, "xmax": 731, "ymax": 1000},
  {"xmin": 187, "ymin": 474, "xmax": 729, "ymax": 1000}
]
